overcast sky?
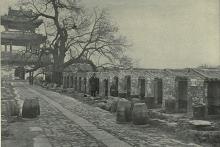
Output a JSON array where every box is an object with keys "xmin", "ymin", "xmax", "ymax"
[{"xmin": 1, "ymin": 0, "xmax": 220, "ymax": 68}]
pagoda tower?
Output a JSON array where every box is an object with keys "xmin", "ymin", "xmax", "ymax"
[{"xmin": 1, "ymin": 7, "xmax": 47, "ymax": 64}]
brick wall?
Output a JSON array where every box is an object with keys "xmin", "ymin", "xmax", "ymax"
[{"xmin": 63, "ymin": 69, "xmax": 208, "ymax": 116}]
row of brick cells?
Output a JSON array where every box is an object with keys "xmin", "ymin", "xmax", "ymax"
[{"xmin": 63, "ymin": 75, "xmax": 164, "ymax": 105}]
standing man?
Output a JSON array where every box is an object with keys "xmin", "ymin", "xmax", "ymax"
[
  {"xmin": 29, "ymin": 71, "xmax": 34, "ymax": 85},
  {"xmin": 90, "ymin": 73, "xmax": 98, "ymax": 97}
]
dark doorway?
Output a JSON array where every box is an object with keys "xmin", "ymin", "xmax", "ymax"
[
  {"xmin": 110, "ymin": 76, "xmax": 119, "ymax": 97},
  {"xmin": 66, "ymin": 76, "xmax": 69, "ymax": 88},
  {"xmin": 97, "ymin": 78, "xmax": 100, "ymax": 94},
  {"xmin": 154, "ymin": 78, "xmax": 163, "ymax": 105},
  {"xmin": 63, "ymin": 77, "xmax": 67, "ymax": 88},
  {"xmin": 75, "ymin": 77, "xmax": 77, "ymax": 91},
  {"xmin": 138, "ymin": 78, "xmax": 145, "ymax": 99},
  {"xmin": 70, "ymin": 76, "xmax": 73, "ymax": 88},
  {"xmin": 104, "ymin": 79, "xmax": 108, "ymax": 96},
  {"xmin": 125, "ymin": 76, "xmax": 131, "ymax": 98},
  {"xmin": 45, "ymin": 74, "xmax": 51, "ymax": 83},
  {"xmin": 15, "ymin": 66, "xmax": 25, "ymax": 80},
  {"xmin": 83, "ymin": 78, "xmax": 87, "ymax": 93},
  {"xmin": 176, "ymin": 77, "xmax": 188, "ymax": 113},
  {"xmin": 79, "ymin": 77, "xmax": 82, "ymax": 92},
  {"xmin": 89, "ymin": 75, "xmax": 99, "ymax": 97},
  {"xmin": 52, "ymin": 71, "xmax": 63, "ymax": 85},
  {"xmin": 207, "ymin": 81, "xmax": 220, "ymax": 115}
]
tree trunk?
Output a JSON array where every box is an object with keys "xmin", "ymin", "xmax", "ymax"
[{"xmin": 51, "ymin": 53, "xmax": 65, "ymax": 85}]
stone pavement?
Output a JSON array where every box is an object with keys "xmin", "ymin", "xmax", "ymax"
[
  {"xmin": 13, "ymin": 81, "xmax": 202, "ymax": 147},
  {"xmin": 1, "ymin": 75, "xmax": 51, "ymax": 147},
  {"xmin": 29, "ymin": 87, "xmax": 132, "ymax": 147},
  {"xmin": 13, "ymin": 82, "xmax": 106, "ymax": 147}
]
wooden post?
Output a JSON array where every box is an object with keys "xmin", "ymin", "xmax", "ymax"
[
  {"xmin": 108, "ymin": 78, "xmax": 111, "ymax": 97},
  {"xmin": 62, "ymin": 75, "xmax": 65, "ymax": 88},
  {"xmin": 4, "ymin": 45, "xmax": 7, "ymax": 52},
  {"xmin": 75, "ymin": 77, "xmax": 78, "ymax": 91},
  {"xmin": 10, "ymin": 42, "xmax": 12, "ymax": 53},
  {"xmin": 204, "ymin": 82, "xmax": 209, "ymax": 118},
  {"xmin": 187, "ymin": 87, "xmax": 193, "ymax": 117}
]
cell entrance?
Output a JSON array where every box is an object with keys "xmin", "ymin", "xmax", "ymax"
[
  {"xmin": 110, "ymin": 76, "xmax": 118, "ymax": 97},
  {"xmin": 83, "ymin": 78, "xmax": 87, "ymax": 93},
  {"xmin": 89, "ymin": 75, "xmax": 99, "ymax": 97},
  {"xmin": 66, "ymin": 76, "xmax": 69, "ymax": 88},
  {"xmin": 70, "ymin": 76, "xmax": 73, "ymax": 88},
  {"xmin": 125, "ymin": 76, "xmax": 131, "ymax": 98},
  {"xmin": 79, "ymin": 77, "xmax": 82, "ymax": 92},
  {"xmin": 138, "ymin": 78, "xmax": 145, "ymax": 99},
  {"xmin": 176, "ymin": 77, "xmax": 188, "ymax": 113},
  {"xmin": 75, "ymin": 77, "xmax": 77, "ymax": 91},
  {"xmin": 104, "ymin": 79, "xmax": 108, "ymax": 96},
  {"xmin": 207, "ymin": 81, "xmax": 220, "ymax": 115},
  {"xmin": 154, "ymin": 78, "xmax": 163, "ymax": 105}
]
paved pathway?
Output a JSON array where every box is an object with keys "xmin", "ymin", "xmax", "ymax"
[
  {"xmin": 14, "ymin": 82, "xmax": 106, "ymax": 147},
  {"xmin": 14, "ymin": 81, "xmax": 201, "ymax": 147},
  {"xmin": 2, "ymin": 76, "xmax": 51, "ymax": 147},
  {"xmin": 28, "ymin": 87, "xmax": 131, "ymax": 147}
]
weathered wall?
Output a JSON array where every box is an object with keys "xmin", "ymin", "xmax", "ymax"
[
  {"xmin": 187, "ymin": 78, "xmax": 205, "ymax": 116},
  {"xmin": 62, "ymin": 69, "xmax": 209, "ymax": 116},
  {"xmin": 64, "ymin": 70, "xmax": 159, "ymax": 99},
  {"xmin": 162, "ymin": 76, "xmax": 205, "ymax": 114},
  {"xmin": 162, "ymin": 76, "xmax": 176, "ymax": 109}
]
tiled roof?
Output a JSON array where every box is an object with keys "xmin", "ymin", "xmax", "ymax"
[
  {"xmin": 64, "ymin": 64, "xmax": 93, "ymax": 72},
  {"xmin": 143, "ymin": 69, "xmax": 167, "ymax": 78},
  {"xmin": 8, "ymin": 8, "xmax": 33, "ymax": 17},
  {"xmin": 192, "ymin": 68, "xmax": 220, "ymax": 80},
  {"xmin": 164, "ymin": 68, "xmax": 201, "ymax": 78},
  {"xmin": 48, "ymin": 65, "xmax": 220, "ymax": 81}
]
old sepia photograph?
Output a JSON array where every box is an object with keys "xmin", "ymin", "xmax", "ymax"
[{"xmin": 1, "ymin": 0, "xmax": 220, "ymax": 146}]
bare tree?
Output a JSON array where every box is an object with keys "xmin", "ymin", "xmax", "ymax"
[{"xmin": 18, "ymin": 0, "xmax": 130, "ymax": 84}]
